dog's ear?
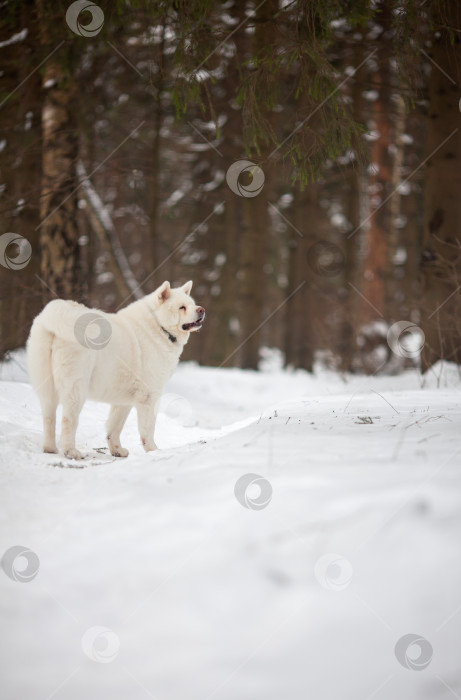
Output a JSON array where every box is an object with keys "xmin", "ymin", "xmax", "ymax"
[
  {"xmin": 182, "ymin": 280, "xmax": 193, "ymax": 295},
  {"xmin": 157, "ymin": 281, "xmax": 171, "ymax": 302}
]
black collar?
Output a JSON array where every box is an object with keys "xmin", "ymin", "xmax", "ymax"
[{"xmin": 161, "ymin": 326, "xmax": 177, "ymax": 343}]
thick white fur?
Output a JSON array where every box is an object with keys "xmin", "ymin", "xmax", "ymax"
[{"xmin": 27, "ymin": 281, "xmax": 204, "ymax": 459}]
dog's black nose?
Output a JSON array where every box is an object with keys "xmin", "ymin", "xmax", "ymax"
[{"xmin": 196, "ymin": 306, "xmax": 205, "ymax": 318}]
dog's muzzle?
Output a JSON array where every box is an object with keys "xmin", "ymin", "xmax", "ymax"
[{"xmin": 182, "ymin": 306, "xmax": 205, "ymax": 331}]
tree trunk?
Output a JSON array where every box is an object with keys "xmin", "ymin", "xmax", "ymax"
[
  {"xmin": 204, "ymin": 0, "xmax": 246, "ymax": 367},
  {"xmin": 361, "ymin": 3, "xmax": 393, "ymax": 325},
  {"xmin": 342, "ymin": 165, "xmax": 367, "ymax": 371},
  {"xmin": 36, "ymin": 1, "xmax": 80, "ymax": 299},
  {"xmin": 385, "ymin": 93, "xmax": 406, "ymax": 322},
  {"xmin": 420, "ymin": 1, "xmax": 461, "ymax": 368},
  {"xmin": 341, "ymin": 37, "xmax": 368, "ymax": 372},
  {"xmin": 149, "ymin": 21, "xmax": 166, "ymax": 274},
  {"xmin": 238, "ymin": 194, "xmax": 268, "ymax": 369},
  {"xmin": 0, "ymin": 0, "xmax": 42, "ymax": 355},
  {"xmin": 237, "ymin": 0, "xmax": 278, "ymax": 369},
  {"xmin": 285, "ymin": 189, "xmax": 316, "ymax": 371}
]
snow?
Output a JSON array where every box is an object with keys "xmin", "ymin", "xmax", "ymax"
[
  {"xmin": 201, "ymin": 170, "xmax": 226, "ymax": 192},
  {"xmin": 0, "ymin": 28, "xmax": 28, "ymax": 49},
  {"xmin": 1, "ymin": 351, "xmax": 461, "ymax": 699},
  {"xmin": 363, "ymin": 89, "xmax": 380, "ymax": 101}
]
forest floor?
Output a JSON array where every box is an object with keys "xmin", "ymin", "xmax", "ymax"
[{"xmin": 1, "ymin": 351, "xmax": 461, "ymax": 700}]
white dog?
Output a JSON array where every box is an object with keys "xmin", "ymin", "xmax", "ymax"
[{"xmin": 27, "ymin": 281, "xmax": 205, "ymax": 459}]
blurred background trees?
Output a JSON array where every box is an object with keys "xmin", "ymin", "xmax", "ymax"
[{"xmin": 1, "ymin": 0, "xmax": 460, "ymax": 372}]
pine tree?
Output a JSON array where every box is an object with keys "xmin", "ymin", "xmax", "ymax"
[{"xmin": 420, "ymin": 0, "xmax": 461, "ymax": 368}]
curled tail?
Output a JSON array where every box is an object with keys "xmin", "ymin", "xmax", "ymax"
[
  {"xmin": 27, "ymin": 306, "xmax": 60, "ymax": 453},
  {"xmin": 27, "ymin": 306, "xmax": 57, "ymax": 401},
  {"xmin": 27, "ymin": 300, "xmax": 88, "ymax": 395},
  {"xmin": 27, "ymin": 301, "xmax": 83, "ymax": 453}
]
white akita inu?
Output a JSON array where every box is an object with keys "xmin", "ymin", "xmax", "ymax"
[{"xmin": 27, "ymin": 281, "xmax": 205, "ymax": 459}]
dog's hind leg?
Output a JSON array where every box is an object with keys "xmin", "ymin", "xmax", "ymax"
[
  {"xmin": 42, "ymin": 391, "xmax": 59, "ymax": 454},
  {"xmin": 27, "ymin": 322, "xmax": 58, "ymax": 453},
  {"xmin": 60, "ymin": 384, "xmax": 86, "ymax": 459},
  {"xmin": 36, "ymin": 362, "xmax": 58, "ymax": 454},
  {"xmin": 106, "ymin": 405, "xmax": 131, "ymax": 457}
]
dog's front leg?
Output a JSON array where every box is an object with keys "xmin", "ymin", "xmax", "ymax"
[
  {"xmin": 107, "ymin": 405, "xmax": 131, "ymax": 457},
  {"xmin": 136, "ymin": 402, "xmax": 158, "ymax": 452}
]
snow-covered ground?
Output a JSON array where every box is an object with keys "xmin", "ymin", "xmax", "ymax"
[{"xmin": 1, "ymin": 351, "xmax": 461, "ymax": 700}]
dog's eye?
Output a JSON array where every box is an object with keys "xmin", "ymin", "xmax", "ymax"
[{"xmin": 179, "ymin": 306, "xmax": 186, "ymax": 311}]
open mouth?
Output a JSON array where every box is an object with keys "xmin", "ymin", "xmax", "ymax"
[{"xmin": 182, "ymin": 319, "xmax": 203, "ymax": 331}]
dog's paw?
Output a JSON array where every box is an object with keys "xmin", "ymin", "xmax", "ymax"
[
  {"xmin": 43, "ymin": 445, "xmax": 58, "ymax": 454},
  {"xmin": 142, "ymin": 440, "xmax": 158, "ymax": 453},
  {"xmin": 111, "ymin": 446, "xmax": 129, "ymax": 458},
  {"xmin": 64, "ymin": 448, "xmax": 83, "ymax": 460}
]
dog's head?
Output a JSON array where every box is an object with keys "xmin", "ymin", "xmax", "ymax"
[{"xmin": 153, "ymin": 280, "xmax": 205, "ymax": 339}]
